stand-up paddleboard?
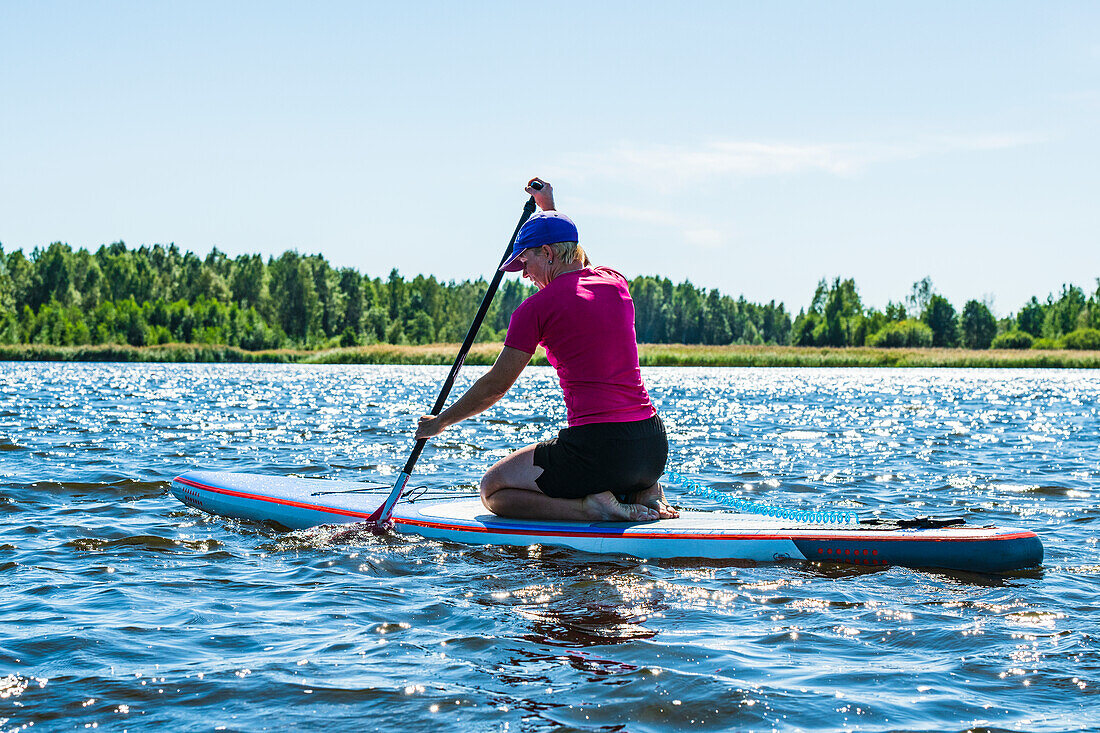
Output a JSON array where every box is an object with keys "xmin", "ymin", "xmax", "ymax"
[{"xmin": 171, "ymin": 471, "xmax": 1042, "ymax": 573}]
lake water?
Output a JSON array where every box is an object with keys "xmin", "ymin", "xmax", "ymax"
[{"xmin": 1, "ymin": 363, "xmax": 1097, "ymax": 732}]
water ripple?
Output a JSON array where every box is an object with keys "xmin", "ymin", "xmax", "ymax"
[{"xmin": 0, "ymin": 363, "xmax": 1097, "ymax": 730}]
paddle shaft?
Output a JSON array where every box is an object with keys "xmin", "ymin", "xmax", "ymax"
[
  {"xmin": 369, "ymin": 193, "xmax": 538, "ymax": 525},
  {"xmin": 401, "ymin": 194, "xmax": 537, "ymax": 474}
]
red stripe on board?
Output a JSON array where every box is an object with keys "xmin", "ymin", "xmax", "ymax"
[
  {"xmin": 174, "ymin": 476, "xmax": 380, "ymax": 520},
  {"xmin": 174, "ymin": 476, "xmax": 1037, "ymax": 543},
  {"xmin": 789, "ymin": 531, "xmax": 1038, "ymax": 542}
]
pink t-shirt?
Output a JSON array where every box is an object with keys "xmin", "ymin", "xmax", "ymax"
[{"xmin": 504, "ymin": 266, "xmax": 657, "ymax": 427}]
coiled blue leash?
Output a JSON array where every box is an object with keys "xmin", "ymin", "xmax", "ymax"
[{"xmin": 663, "ymin": 468, "xmax": 857, "ymax": 525}]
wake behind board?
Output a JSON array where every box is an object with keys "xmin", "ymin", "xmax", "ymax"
[{"xmin": 171, "ymin": 471, "xmax": 1042, "ymax": 573}]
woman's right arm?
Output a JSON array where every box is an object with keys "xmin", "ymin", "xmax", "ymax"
[{"xmin": 414, "ymin": 346, "xmax": 533, "ymax": 438}]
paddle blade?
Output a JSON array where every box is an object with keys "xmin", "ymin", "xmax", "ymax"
[{"xmin": 364, "ymin": 471, "xmax": 410, "ymax": 530}]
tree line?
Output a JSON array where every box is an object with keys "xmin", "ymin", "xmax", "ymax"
[
  {"xmin": 792, "ymin": 276, "xmax": 1100, "ymax": 350},
  {"xmin": 0, "ymin": 242, "xmax": 1097, "ymax": 351},
  {"xmin": 0, "ymin": 242, "xmax": 789, "ymax": 350}
]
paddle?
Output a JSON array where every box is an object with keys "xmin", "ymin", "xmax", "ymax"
[{"xmin": 365, "ymin": 189, "xmax": 540, "ymax": 529}]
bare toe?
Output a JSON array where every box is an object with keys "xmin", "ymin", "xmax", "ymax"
[
  {"xmin": 622, "ymin": 501, "xmax": 660, "ymax": 522},
  {"xmin": 582, "ymin": 492, "xmax": 659, "ymax": 522},
  {"xmin": 630, "ymin": 483, "xmax": 679, "ymax": 519},
  {"xmin": 654, "ymin": 500, "xmax": 679, "ymax": 519}
]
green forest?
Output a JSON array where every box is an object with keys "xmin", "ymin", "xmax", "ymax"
[
  {"xmin": 792, "ymin": 276, "xmax": 1100, "ymax": 350},
  {"xmin": 1, "ymin": 241, "xmax": 1099, "ymax": 352}
]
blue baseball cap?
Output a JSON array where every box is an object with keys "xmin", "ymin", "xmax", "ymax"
[{"xmin": 500, "ymin": 211, "xmax": 579, "ymax": 272}]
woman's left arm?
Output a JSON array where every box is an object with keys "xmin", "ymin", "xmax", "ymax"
[{"xmin": 415, "ymin": 346, "xmax": 532, "ymax": 438}]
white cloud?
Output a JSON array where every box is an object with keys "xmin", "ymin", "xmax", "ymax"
[
  {"xmin": 682, "ymin": 228, "xmax": 725, "ymax": 250},
  {"xmin": 557, "ymin": 133, "xmax": 1043, "ymax": 186},
  {"xmin": 570, "ymin": 202, "xmax": 730, "ymax": 252},
  {"xmin": 543, "ymin": 130, "xmax": 1043, "ymax": 260},
  {"xmin": 579, "ymin": 203, "xmax": 687, "ymax": 228}
]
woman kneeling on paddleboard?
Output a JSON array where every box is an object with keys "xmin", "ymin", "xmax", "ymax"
[{"xmin": 415, "ymin": 179, "xmax": 677, "ymax": 522}]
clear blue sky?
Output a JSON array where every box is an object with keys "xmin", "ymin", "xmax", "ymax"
[{"xmin": 2, "ymin": 1, "xmax": 1097, "ymax": 315}]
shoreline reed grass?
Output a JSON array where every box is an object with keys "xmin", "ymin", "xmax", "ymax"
[{"xmin": 2, "ymin": 342, "xmax": 1100, "ymax": 368}]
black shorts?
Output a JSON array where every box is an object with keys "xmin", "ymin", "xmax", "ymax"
[{"xmin": 533, "ymin": 414, "xmax": 668, "ymax": 500}]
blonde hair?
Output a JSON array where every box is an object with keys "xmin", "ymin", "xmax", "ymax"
[{"xmin": 546, "ymin": 241, "xmax": 590, "ymax": 267}]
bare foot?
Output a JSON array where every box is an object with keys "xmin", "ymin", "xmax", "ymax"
[
  {"xmin": 628, "ymin": 483, "xmax": 679, "ymax": 519},
  {"xmin": 581, "ymin": 491, "xmax": 660, "ymax": 522}
]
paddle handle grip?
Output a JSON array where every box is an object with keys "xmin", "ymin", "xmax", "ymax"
[{"xmin": 400, "ymin": 196, "xmax": 538, "ymax": 475}]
